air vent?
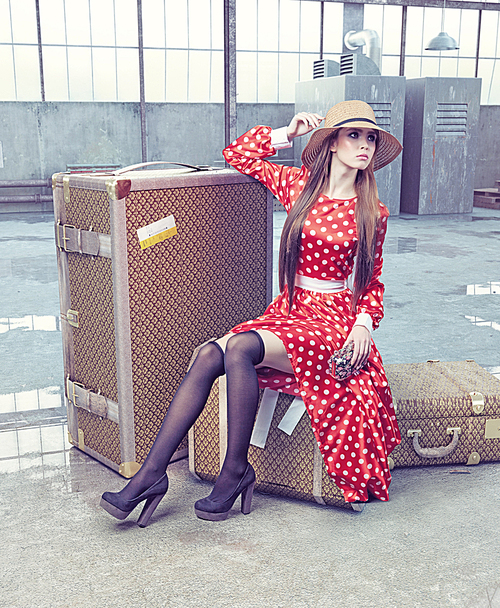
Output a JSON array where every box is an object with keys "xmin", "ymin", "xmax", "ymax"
[
  {"xmin": 313, "ymin": 59, "xmax": 340, "ymax": 79},
  {"xmin": 371, "ymin": 102, "xmax": 392, "ymax": 131},
  {"xmin": 340, "ymin": 53, "xmax": 380, "ymax": 76},
  {"xmin": 436, "ymin": 103, "xmax": 468, "ymax": 136},
  {"xmin": 340, "ymin": 54, "xmax": 355, "ymax": 75}
]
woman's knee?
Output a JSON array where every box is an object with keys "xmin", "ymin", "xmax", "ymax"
[
  {"xmin": 191, "ymin": 341, "xmax": 225, "ymax": 376},
  {"xmin": 225, "ymin": 331, "xmax": 265, "ymax": 366}
]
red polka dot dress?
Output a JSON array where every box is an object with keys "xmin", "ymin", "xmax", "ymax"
[{"xmin": 223, "ymin": 126, "xmax": 401, "ymax": 504}]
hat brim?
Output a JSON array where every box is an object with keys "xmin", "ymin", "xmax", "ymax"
[{"xmin": 301, "ymin": 122, "xmax": 402, "ymax": 172}]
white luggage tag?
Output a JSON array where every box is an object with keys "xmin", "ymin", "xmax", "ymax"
[
  {"xmin": 250, "ymin": 388, "xmax": 279, "ymax": 449},
  {"xmin": 277, "ymin": 397, "xmax": 306, "ymax": 435}
]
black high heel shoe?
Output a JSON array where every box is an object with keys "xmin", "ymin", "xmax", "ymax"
[
  {"xmin": 100, "ymin": 474, "xmax": 169, "ymax": 528},
  {"xmin": 194, "ymin": 464, "xmax": 256, "ymax": 521}
]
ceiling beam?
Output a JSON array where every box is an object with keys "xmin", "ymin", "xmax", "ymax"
[{"xmin": 295, "ymin": 0, "xmax": 500, "ymax": 11}]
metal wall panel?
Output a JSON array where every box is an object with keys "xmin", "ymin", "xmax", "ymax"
[{"xmin": 400, "ymin": 77, "xmax": 481, "ymax": 215}]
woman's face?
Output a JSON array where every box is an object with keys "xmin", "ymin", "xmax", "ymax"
[{"xmin": 330, "ymin": 127, "xmax": 377, "ymax": 171}]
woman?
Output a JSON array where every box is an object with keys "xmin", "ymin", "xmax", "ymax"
[{"xmin": 100, "ymin": 100, "xmax": 402, "ymax": 526}]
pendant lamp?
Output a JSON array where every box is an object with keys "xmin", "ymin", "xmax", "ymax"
[
  {"xmin": 425, "ymin": 0, "xmax": 459, "ymax": 51},
  {"xmin": 426, "ymin": 31, "xmax": 459, "ymax": 51}
]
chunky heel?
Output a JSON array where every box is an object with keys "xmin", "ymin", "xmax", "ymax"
[
  {"xmin": 240, "ymin": 481, "xmax": 255, "ymax": 515},
  {"xmin": 194, "ymin": 464, "xmax": 256, "ymax": 521},
  {"xmin": 137, "ymin": 493, "xmax": 166, "ymax": 528}
]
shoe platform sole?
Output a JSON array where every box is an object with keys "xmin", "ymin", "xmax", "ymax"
[
  {"xmin": 100, "ymin": 497, "xmax": 131, "ymax": 520},
  {"xmin": 194, "ymin": 508, "xmax": 232, "ymax": 521}
]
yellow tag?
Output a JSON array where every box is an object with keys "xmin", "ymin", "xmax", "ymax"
[
  {"xmin": 139, "ymin": 226, "xmax": 177, "ymax": 250},
  {"xmin": 137, "ymin": 214, "xmax": 177, "ymax": 250}
]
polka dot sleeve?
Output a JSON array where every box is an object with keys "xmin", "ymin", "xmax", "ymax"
[
  {"xmin": 355, "ymin": 203, "xmax": 389, "ymax": 330},
  {"xmin": 222, "ymin": 125, "xmax": 307, "ymax": 213}
]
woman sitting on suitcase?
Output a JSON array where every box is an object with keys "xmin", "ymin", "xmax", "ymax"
[{"xmin": 101, "ymin": 100, "xmax": 402, "ymax": 526}]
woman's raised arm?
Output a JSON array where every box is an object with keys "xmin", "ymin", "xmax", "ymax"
[{"xmin": 286, "ymin": 112, "xmax": 324, "ymax": 141}]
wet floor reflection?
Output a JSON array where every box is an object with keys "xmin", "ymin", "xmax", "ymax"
[
  {"xmin": 0, "ymin": 255, "xmax": 58, "ymax": 283},
  {"xmin": 384, "ymin": 237, "xmax": 418, "ymax": 254},
  {"xmin": 0, "ymin": 422, "xmax": 72, "ymax": 475},
  {"xmin": 0, "ymin": 314, "xmax": 60, "ymax": 333},
  {"xmin": 465, "ymin": 315, "xmax": 500, "ymax": 332},
  {"xmin": 466, "ymin": 282, "xmax": 500, "ymax": 295},
  {"xmin": 0, "ymin": 386, "xmax": 63, "ymax": 414}
]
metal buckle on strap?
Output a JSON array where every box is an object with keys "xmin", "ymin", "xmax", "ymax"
[
  {"xmin": 61, "ymin": 309, "xmax": 79, "ymax": 328},
  {"xmin": 56, "ymin": 222, "xmax": 103, "ymax": 256},
  {"xmin": 66, "ymin": 377, "xmax": 85, "ymax": 408},
  {"xmin": 56, "ymin": 222, "xmax": 77, "ymax": 252},
  {"xmin": 66, "ymin": 377, "xmax": 109, "ymax": 419}
]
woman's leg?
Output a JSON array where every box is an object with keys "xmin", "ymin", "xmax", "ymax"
[
  {"xmin": 116, "ymin": 340, "xmax": 225, "ymax": 501},
  {"xmin": 199, "ymin": 329, "xmax": 292, "ymax": 504},
  {"xmin": 255, "ymin": 329, "xmax": 294, "ymax": 374},
  {"xmin": 109, "ymin": 328, "xmax": 292, "ymax": 505}
]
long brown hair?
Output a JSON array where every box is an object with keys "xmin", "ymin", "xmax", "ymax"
[{"xmin": 278, "ymin": 130, "xmax": 380, "ymax": 314}]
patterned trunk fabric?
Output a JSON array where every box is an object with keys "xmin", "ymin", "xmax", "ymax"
[
  {"xmin": 60, "ymin": 172, "xmax": 270, "ymax": 473},
  {"xmin": 385, "ymin": 361, "xmax": 500, "ymax": 468}
]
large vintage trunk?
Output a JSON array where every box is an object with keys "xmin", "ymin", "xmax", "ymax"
[
  {"xmin": 385, "ymin": 360, "xmax": 500, "ymax": 469},
  {"xmin": 188, "ymin": 371, "xmax": 354, "ymax": 511},
  {"xmin": 53, "ymin": 165, "xmax": 272, "ymax": 477}
]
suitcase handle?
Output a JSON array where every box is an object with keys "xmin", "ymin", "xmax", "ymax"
[
  {"xmin": 407, "ymin": 427, "xmax": 461, "ymax": 459},
  {"xmin": 112, "ymin": 162, "xmax": 213, "ymax": 175}
]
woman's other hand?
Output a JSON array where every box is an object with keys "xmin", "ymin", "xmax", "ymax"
[
  {"xmin": 286, "ymin": 112, "xmax": 324, "ymax": 141},
  {"xmin": 345, "ymin": 325, "xmax": 371, "ymax": 370}
]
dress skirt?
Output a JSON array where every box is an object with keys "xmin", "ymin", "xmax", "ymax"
[{"xmin": 230, "ymin": 285, "xmax": 400, "ymax": 504}]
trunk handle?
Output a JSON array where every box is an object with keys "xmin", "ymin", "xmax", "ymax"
[
  {"xmin": 112, "ymin": 162, "xmax": 213, "ymax": 175},
  {"xmin": 407, "ymin": 427, "xmax": 461, "ymax": 458}
]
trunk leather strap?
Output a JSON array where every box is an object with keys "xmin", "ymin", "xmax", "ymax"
[
  {"xmin": 66, "ymin": 378, "xmax": 119, "ymax": 423},
  {"xmin": 55, "ymin": 222, "xmax": 111, "ymax": 258}
]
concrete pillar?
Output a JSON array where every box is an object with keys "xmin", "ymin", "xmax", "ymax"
[{"xmin": 343, "ymin": 3, "xmax": 364, "ymax": 54}]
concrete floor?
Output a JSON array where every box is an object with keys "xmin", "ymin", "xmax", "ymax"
[{"xmin": 1, "ymin": 208, "xmax": 500, "ymax": 608}]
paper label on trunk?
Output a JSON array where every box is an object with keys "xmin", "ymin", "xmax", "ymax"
[{"xmin": 137, "ymin": 215, "xmax": 177, "ymax": 250}]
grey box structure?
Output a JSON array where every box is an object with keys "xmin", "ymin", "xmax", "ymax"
[
  {"xmin": 295, "ymin": 75, "xmax": 406, "ymax": 216},
  {"xmin": 400, "ymin": 77, "xmax": 481, "ymax": 215}
]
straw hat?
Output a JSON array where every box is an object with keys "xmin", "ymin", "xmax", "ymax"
[{"xmin": 301, "ymin": 100, "xmax": 402, "ymax": 172}]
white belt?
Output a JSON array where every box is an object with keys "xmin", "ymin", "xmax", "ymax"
[{"xmin": 295, "ymin": 274, "xmax": 348, "ymax": 293}]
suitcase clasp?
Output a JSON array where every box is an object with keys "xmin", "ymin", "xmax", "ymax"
[
  {"xmin": 485, "ymin": 419, "xmax": 500, "ymax": 439},
  {"xmin": 470, "ymin": 391, "xmax": 485, "ymax": 415}
]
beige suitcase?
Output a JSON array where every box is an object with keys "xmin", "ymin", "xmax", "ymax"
[
  {"xmin": 189, "ymin": 358, "xmax": 500, "ymax": 510},
  {"xmin": 385, "ymin": 360, "xmax": 500, "ymax": 469}
]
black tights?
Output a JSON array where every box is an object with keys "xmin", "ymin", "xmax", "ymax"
[{"xmin": 119, "ymin": 331, "xmax": 265, "ymax": 502}]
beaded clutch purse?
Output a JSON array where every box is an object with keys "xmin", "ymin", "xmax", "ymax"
[{"xmin": 328, "ymin": 341, "xmax": 355, "ymax": 381}]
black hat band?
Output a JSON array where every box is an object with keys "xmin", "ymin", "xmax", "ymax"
[{"xmin": 332, "ymin": 117, "xmax": 377, "ymax": 128}]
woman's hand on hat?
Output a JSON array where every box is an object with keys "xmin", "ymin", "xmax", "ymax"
[{"xmin": 286, "ymin": 112, "xmax": 324, "ymax": 141}]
